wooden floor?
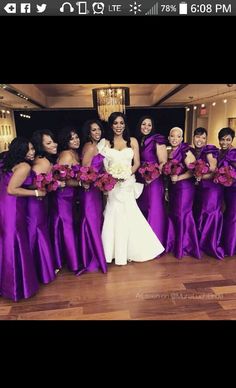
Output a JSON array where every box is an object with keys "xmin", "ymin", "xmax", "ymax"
[{"xmin": 1, "ymin": 253, "xmax": 236, "ymax": 320}]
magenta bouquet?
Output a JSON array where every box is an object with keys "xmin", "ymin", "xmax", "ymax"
[
  {"xmin": 76, "ymin": 166, "xmax": 98, "ymax": 188},
  {"xmin": 94, "ymin": 172, "xmax": 117, "ymax": 192},
  {"xmin": 52, "ymin": 164, "xmax": 75, "ymax": 181},
  {"xmin": 188, "ymin": 159, "xmax": 210, "ymax": 184},
  {"xmin": 213, "ymin": 166, "xmax": 236, "ymax": 187},
  {"xmin": 162, "ymin": 159, "xmax": 184, "ymax": 177},
  {"xmin": 33, "ymin": 173, "xmax": 59, "ymax": 198},
  {"xmin": 138, "ymin": 162, "xmax": 160, "ymax": 183}
]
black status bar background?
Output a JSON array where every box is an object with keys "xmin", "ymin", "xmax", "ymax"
[{"xmin": 0, "ymin": 0, "xmax": 235, "ymax": 16}]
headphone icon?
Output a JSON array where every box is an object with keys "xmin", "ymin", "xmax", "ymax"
[{"xmin": 60, "ymin": 2, "xmax": 75, "ymax": 12}]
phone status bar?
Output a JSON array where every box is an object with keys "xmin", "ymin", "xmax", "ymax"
[{"xmin": 0, "ymin": 1, "xmax": 234, "ymax": 16}]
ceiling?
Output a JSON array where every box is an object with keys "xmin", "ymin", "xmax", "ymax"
[{"xmin": 1, "ymin": 83, "xmax": 236, "ymax": 110}]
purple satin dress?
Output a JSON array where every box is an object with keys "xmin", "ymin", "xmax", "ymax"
[
  {"xmin": 0, "ymin": 170, "xmax": 39, "ymax": 301},
  {"xmin": 77, "ymin": 154, "xmax": 107, "ymax": 275},
  {"xmin": 166, "ymin": 143, "xmax": 201, "ymax": 259},
  {"xmin": 49, "ymin": 164, "xmax": 80, "ymax": 271},
  {"xmin": 192, "ymin": 145, "xmax": 224, "ymax": 260},
  {"xmin": 137, "ymin": 134, "xmax": 168, "ymax": 247},
  {"xmin": 218, "ymin": 147, "xmax": 236, "ymax": 256},
  {"xmin": 27, "ymin": 171, "xmax": 56, "ymax": 284}
]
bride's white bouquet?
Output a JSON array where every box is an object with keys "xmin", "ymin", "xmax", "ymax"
[{"xmin": 107, "ymin": 163, "xmax": 132, "ymax": 181}]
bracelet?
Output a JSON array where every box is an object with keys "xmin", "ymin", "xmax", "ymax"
[{"xmin": 34, "ymin": 189, "xmax": 39, "ymax": 197}]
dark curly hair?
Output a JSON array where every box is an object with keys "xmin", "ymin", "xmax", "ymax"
[
  {"xmin": 2, "ymin": 137, "xmax": 33, "ymax": 171},
  {"xmin": 57, "ymin": 126, "xmax": 80, "ymax": 153},
  {"xmin": 135, "ymin": 115, "xmax": 155, "ymax": 146},
  {"xmin": 107, "ymin": 112, "xmax": 131, "ymax": 148},
  {"xmin": 31, "ymin": 129, "xmax": 57, "ymax": 164},
  {"xmin": 81, "ymin": 119, "xmax": 104, "ymax": 147}
]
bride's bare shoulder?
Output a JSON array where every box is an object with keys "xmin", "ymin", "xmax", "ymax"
[{"xmin": 104, "ymin": 139, "xmax": 111, "ymax": 147}]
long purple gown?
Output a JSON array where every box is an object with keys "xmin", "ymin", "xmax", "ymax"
[
  {"xmin": 27, "ymin": 171, "xmax": 56, "ymax": 284},
  {"xmin": 49, "ymin": 164, "xmax": 80, "ymax": 271},
  {"xmin": 166, "ymin": 143, "xmax": 201, "ymax": 259},
  {"xmin": 137, "ymin": 134, "xmax": 168, "ymax": 247},
  {"xmin": 0, "ymin": 170, "xmax": 39, "ymax": 301},
  {"xmin": 192, "ymin": 145, "xmax": 224, "ymax": 260},
  {"xmin": 218, "ymin": 147, "xmax": 236, "ymax": 256},
  {"xmin": 77, "ymin": 153, "xmax": 107, "ymax": 274}
]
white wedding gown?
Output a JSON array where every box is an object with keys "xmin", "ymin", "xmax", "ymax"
[{"xmin": 98, "ymin": 139, "xmax": 165, "ymax": 265}]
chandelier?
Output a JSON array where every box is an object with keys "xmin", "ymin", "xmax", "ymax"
[{"xmin": 93, "ymin": 87, "xmax": 130, "ymax": 122}]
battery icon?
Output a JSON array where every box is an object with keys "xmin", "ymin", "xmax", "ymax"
[{"xmin": 179, "ymin": 2, "xmax": 188, "ymax": 14}]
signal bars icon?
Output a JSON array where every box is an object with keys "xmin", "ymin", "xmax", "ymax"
[{"xmin": 145, "ymin": 1, "xmax": 158, "ymax": 15}]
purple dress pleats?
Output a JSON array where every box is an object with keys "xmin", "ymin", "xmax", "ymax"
[
  {"xmin": 166, "ymin": 143, "xmax": 201, "ymax": 259},
  {"xmin": 0, "ymin": 171, "xmax": 39, "ymax": 301},
  {"xmin": 192, "ymin": 145, "xmax": 224, "ymax": 260},
  {"xmin": 137, "ymin": 134, "xmax": 168, "ymax": 247},
  {"xmin": 77, "ymin": 154, "xmax": 107, "ymax": 275},
  {"xmin": 218, "ymin": 148, "xmax": 236, "ymax": 256},
  {"xmin": 49, "ymin": 164, "xmax": 80, "ymax": 271}
]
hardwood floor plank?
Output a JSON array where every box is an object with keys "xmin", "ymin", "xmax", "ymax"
[{"xmin": 0, "ymin": 254, "xmax": 236, "ymax": 320}]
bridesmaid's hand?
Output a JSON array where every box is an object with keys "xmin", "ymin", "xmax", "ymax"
[
  {"xmin": 38, "ymin": 189, "xmax": 47, "ymax": 197},
  {"xmin": 58, "ymin": 180, "xmax": 66, "ymax": 188},
  {"xmin": 82, "ymin": 182, "xmax": 90, "ymax": 190},
  {"xmin": 171, "ymin": 175, "xmax": 178, "ymax": 184}
]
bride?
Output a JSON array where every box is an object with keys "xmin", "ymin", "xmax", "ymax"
[{"xmin": 99, "ymin": 112, "xmax": 164, "ymax": 265}]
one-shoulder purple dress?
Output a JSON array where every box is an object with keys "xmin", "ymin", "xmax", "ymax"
[
  {"xmin": 218, "ymin": 148, "xmax": 236, "ymax": 256},
  {"xmin": 166, "ymin": 143, "xmax": 201, "ymax": 259},
  {"xmin": 192, "ymin": 145, "xmax": 224, "ymax": 260}
]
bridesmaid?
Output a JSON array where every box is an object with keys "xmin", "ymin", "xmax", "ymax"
[
  {"xmin": 136, "ymin": 116, "xmax": 168, "ymax": 247},
  {"xmin": 30, "ymin": 129, "xmax": 60, "ymax": 283},
  {"xmin": 77, "ymin": 119, "xmax": 107, "ymax": 275},
  {"xmin": 192, "ymin": 127, "xmax": 224, "ymax": 260},
  {"xmin": 218, "ymin": 127, "xmax": 236, "ymax": 256},
  {"xmin": 50, "ymin": 126, "xmax": 81, "ymax": 272},
  {"xmin": 166, "ymin": 127, "xmax": 201, "ymax": 259},
  {"xmin": 0, "ymin": 138, "xmax": 45, "ymax": 301}
]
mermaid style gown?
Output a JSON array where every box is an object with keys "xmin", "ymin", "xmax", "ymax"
[
  {"xmin": 49, "ymin": 164, "xmax": 80, "ymax": 272},
  {"xmin": 0, "ymin": 170, "xmax": 39, "ymax": 301},
  {"xmin": 218, "ymin": 147, "xmax": 236, "ymax": 256},
  {"xmin": 27, "ymin": 171, "xmax": 56, "ymax": 284},
  {"xmin": 137, "ymin": 134, "xmax": 168, "ymax": 247},
  {"xmin": 192, "ymin": 145, "xmax": 224, "ymax": 260},
  {"xmin": 77, "ymin": 143, "xmax": 107, "ymax": 275},
  {"xmin": 100, "ymin": 139, "xmax": 165, "ymax": 265},
  {"xmin": 166, "ymin": 143, "xmax": 201, "ymax": 259}
]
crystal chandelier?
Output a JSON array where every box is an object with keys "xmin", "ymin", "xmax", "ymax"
[{"xmin": 93, "ymin": 87, "xmax": 129, "ymax": 122}]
